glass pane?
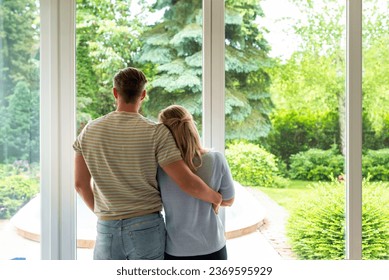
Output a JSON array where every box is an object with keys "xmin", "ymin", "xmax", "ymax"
[
  {"xmin": 0, "ymin": 0, "xmax": 40, "ymax": 260},
  {"xmin": 75, "ymin": 0, "xmax": 203, "ymax": 259},
  {"xmin": 362, "ymin": 0, "xmax": 389, "ymax": 260},
  {"xmin": 224, "ymin": 0, "xmax": 347, "ymax": 260}
]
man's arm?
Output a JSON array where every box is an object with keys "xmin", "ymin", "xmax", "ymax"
[
  {"xmin": 74, "ymin": 153, "xmax": 94, "ymax": 212},
  {"xmin": 162, "ymin": 159, "xmax": 222, "ymax": 208}
]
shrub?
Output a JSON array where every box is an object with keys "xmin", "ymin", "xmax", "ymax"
[
  {"xmin": 286, "ymin": 180, "xmax": 389, "ymax": 260},
  {"xmin": 288, "ymin": 146, "xmax": 344, "ymax": 181},
  {"xmin": 225, "ymin": 141, "xmax": 283, "ymax": 188},
  {"xmin": 0, "ymin": 175, "xmax": 39, "ymax": 219},
  {"xmin": 362, "ymin": 149, "xmax": 389, "ymax": 181},
  {"xmin": 362, "ymin": 114, "xmax": 389, "ymax": 150},
  {"xmin": 262, "ymin": 109, "xmax": 340, "ymax": 165}
]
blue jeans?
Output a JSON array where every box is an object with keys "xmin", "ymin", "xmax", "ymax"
[{"xmin": 93, "ymin": 212, "xmax": 166, "ymax": 260}]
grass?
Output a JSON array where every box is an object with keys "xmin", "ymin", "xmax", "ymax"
[
  {"xmin": 256, "ymin": 180, "xmax": 389, "ymax": 212},
  {"xmin": 256, "ymin": 180, "xmax": 313, "ymax": 211}
]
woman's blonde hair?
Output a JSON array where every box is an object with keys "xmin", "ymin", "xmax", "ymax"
[{"xmin": 158, "ymin": 105, "xmax": 206, "ymax": 172}]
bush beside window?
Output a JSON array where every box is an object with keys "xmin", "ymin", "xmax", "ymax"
[
  {"xmin": 0, "ymin": 175, "xmax": 39, "ymax": 219},
  {"xmin": 225, "ymin": 141, "xmax": 284, "ymax": 188},
  {"xmin": 362, "ymin": 149, "xmax": 389, "ymax": 181},
  {"xmin": 288, "ymin": 147, "xmax": 389, "ymax": 181},
  {"xmin": 288, "ymin": 146, "xmax": 344, "ymax": 181},
  {"xmin": 286, "ymin": 180, "xmax": 389, "ymax": 260}
]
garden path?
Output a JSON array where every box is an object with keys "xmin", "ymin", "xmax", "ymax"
[{"xmin": 245, "ymin": 187, "xmax": 297, "ymax": 260}]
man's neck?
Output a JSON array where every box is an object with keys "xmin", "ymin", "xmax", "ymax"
[{"xmin": 116, "ymin": 103, "xmax": 139, "ymax": 113}]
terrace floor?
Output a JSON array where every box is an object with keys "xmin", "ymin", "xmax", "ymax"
[{"xmin": 0, "ymin": 183, "xmax": 295, "ymax": 260}]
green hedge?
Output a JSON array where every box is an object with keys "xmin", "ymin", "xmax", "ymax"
[
  {"xmin": 286, "ymin": 180, "xmax": 389, "ymax": 260},
  {"xmin": 263, "ymin": 109, "xmax": 340, "ymax": 165},
  {"xmin": 288, "ymin": 146, "xmax": 344, "ymax": 181},
  {"xmin": 0, "ymin": 175, "xmax": 39, "ymax": 219},
  {"xmin": 288, "ymin": 147, "xmax": 389, "ymax": 181},
  {"xmin": 363, "ymin": 149, "xmax": 389, "ymax": 181},
  {"xmin": 225, "ymin": 141, "xmax": 284, "ymax": 188}
]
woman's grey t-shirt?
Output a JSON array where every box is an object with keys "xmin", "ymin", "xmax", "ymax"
[{"xmin": 157, "ymin": 151, "xmax": 235, "ymax": 257}]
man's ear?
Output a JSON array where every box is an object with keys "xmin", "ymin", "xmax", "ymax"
[
  {"xmin": 140, "ymin": 89, "xmax": 147, "ymax": 100},
  {"xmin": 113, "ymin": 88, "xmax": 119, "ymax": 99}
]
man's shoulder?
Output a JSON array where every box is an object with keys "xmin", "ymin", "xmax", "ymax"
[{"xmin": 87, "ymin": 112, "xmax": 112, "ymax": 126}]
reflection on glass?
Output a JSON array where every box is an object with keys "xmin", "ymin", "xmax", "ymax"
[
  {"xmin": 0, "ymin": 0, "xmax": 40, "ymax": 260},
  {"xmin": 224, "ymin": 0, "xmax": 347, "ymax": 259},
  {"xmin": 75, "ymin": 0, "xmax": 203, "ymax": 259},
  {"xmin": 362, "ymin": 0, "xmax": 389, "ymax": 260}
]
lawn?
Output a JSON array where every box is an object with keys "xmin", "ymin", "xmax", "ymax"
[
  {"xmin": 256, "ymin": 180, "xmax": 389, "ymax": 212},
  {"xmin": 256, "ymin": 180, "xmax": 313, "ymax": 211}
]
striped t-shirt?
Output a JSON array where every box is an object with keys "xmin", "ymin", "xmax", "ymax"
[{"xmin": 73, "ymin": 111, "xmax": 182, "ymax": 220}]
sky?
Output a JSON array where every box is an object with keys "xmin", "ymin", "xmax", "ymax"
[{"xmin": 260, "ymin": 0, "xmax": 303, "ymax": 59}]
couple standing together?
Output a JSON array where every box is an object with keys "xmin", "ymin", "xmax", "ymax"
[{"xmin": 73, "ymin": 67, "xmax": 235, "ymax": 260}]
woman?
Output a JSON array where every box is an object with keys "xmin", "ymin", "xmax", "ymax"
[{"xmin": 158, "ymin": 105, "xmax": 235, "ymax": 260}]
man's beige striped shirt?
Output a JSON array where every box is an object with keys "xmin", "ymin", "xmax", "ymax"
[{"xmin": 73, "ymin": 111, "xmax": 182, "ymax": 220}]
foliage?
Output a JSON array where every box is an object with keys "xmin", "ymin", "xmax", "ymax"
[
  {"xmin": 3, "ymin": 81, "xmax": 39, "ymax": 163},
  {"xmin": 0, "ymin": 175, "xmax": 39, "ymax": 219},
  {"xmin": 75, "ymin": 0, "xmax": 151, "ymax": 129},
  {"xmin": 288, "ymin": 146, "xmax": 344, "ymax": 181},
  {"xmin": 288, "ymin": 146, "xmax": 389, "ymax": 182},
  {"xmin": 270, "ymin": 0, "xmax": 389, "ymax": 157},
  {"xmin": 0, "ymin": 0, "xmax": 39, "ymax": 96},
  {"xmin": 136, "ymin": 0, "xmax": 274, "ymax": 139},
  {"xmin": 362, "ymin": 3, "xmax": 389, "ymax": 136},
  {"xmin": 286, "ymin": 180, "xmax": 389, "ymax": 260},
  {"xmin": 363, "ymin": 114, "xmax": 389, "ymax": 150},
  {"xmin": 225, "ymin": 141, "xmax": 283, "ymax": 188},
  {"xmin": 0, "ymin": 0, "xmax": 40, "ymax": 164},
  {"xmin": 261, "ymin": 109, "xmax": 340, "ymax": 166},
  {"xmin": 270, "ymin": 0, "xmax": 346, "ymax": 154},
  {"xmin": 362, "ymin": 149, "xmax": 389, "ymax": 181}
]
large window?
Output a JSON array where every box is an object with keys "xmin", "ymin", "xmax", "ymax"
[
  {"xmin": 0, "ymin": 0, "xmax": 374, "ymax": 260},
  {"xmin": 225, "ymin": 0, "xmax": 349, "ymax": 260},
  {"xmin": 0, "ymin": 0, "xmax": 41, "ymax": 260},
  {"xmin": 75, "ymin": 0, "xmax": 204, "ymax": 258},
  {"xmin": 362, "ymin": 0, "xmax": 389, "ymax": 259}
]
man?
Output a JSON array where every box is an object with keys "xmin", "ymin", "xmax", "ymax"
[{"xmin": 73, "ymin": 67, "xmax": 222, "ymax": 260}]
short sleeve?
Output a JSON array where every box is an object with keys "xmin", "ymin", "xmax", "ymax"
[
  {"xmin": 154, "ymin": 124, "xmax": 182, "ymax": 167},
  {"xmin": 72, "ymin": 125, "xmax": 86, "ymax": 155},
  {"xmin": 73, "ymin": 137, "xmax": 82, "ymax": 155}
]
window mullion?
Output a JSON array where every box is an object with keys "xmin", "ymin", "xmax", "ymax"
[
  {"xmin": 40, "ymin": 0, "xmax": 76, "ymax": 260},
  {"xmin": 346, "ymin": 0, "xmax": 362, "ymax": 260},
  {"xmin": 202, "ymin": 0, "xmax": 225, "ymax": 153}
]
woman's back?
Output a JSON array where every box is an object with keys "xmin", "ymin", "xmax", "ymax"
[{"xmin": 158, "ymin": 151, "xmax": 235, "ymax": 257}]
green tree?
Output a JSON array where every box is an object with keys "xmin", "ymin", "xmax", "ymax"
[
  {"xmin": 362, "ymin": 1, "xmax": 389, "ymax": 146},
  {"xmin": 76, "ymin": 0, "xmax": 150, "ymax": 129},
  {"xmin": 269, "ymin": 0, "xmax": 389, "ymax": 157},
  {"xmin": 136, "ymin": 0, "xmax": 273, "ymax": 139},
  {"xmin": 0, "ymin": 0, "xmax": 39, "ymax": 163},
  {"xmin": 5, "ymin": 81, "xmax": 39, "ymax": 163},
  {"xmin": 269, "ymin": 0, "xmax": 345, "ymax": 154},
  {"xmin": 0, "ymin": 0, "xmax": 39, "ymax": 98}
]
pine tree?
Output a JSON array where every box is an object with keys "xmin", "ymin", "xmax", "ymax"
[{"xmin": 136, "ymin": 0, "xmax": 274, "ymax": 140}]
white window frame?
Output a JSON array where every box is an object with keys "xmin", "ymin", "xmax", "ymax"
[
  {"xmin": 40, "ymin": 0, "xmax": 76, "ymax": 260},
  {"xmin": 203, "ymin": 0, "xmax": 225, "ymax": 153},
  {"xmin": 39, "ymin": 0, "xmax": 362, "ymax": 260}
]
